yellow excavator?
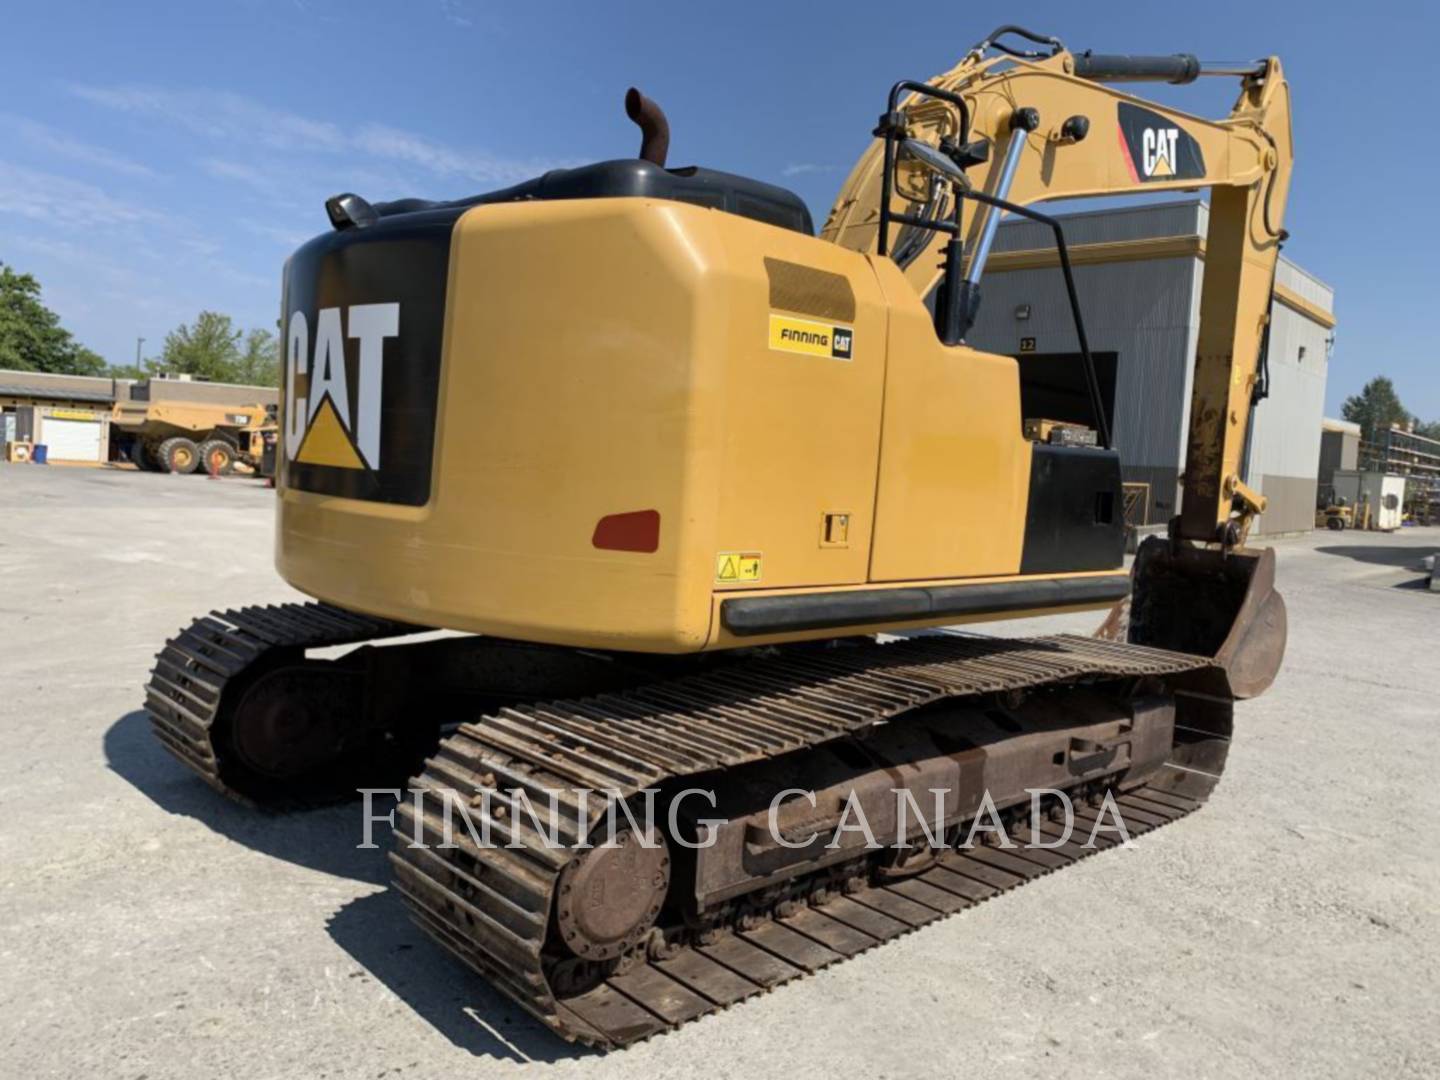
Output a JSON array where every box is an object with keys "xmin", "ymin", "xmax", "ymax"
[{"xmin": 145, "ymin": 25, "xmax": 1291, "ymax": 1046}]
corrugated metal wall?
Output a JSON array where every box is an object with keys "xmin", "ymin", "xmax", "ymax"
[
  {"xmin": 968, "ymin": 199, "xmax": 1333, "ymax": 535},
  {"xmin": 990, "ymin": 201, "xmax": 1206, "ymax": 251},
  {"xmin": 970, "ymin": 203, "xmax": 1205, "ymax": 523},
  {"xmin": 1247, "ymin": 301, "xmax": 1332, "ymax": 534}
]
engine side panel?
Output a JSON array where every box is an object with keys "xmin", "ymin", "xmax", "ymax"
[
  {"xmin": 866, "ymin": 257, "xmax": 1033, "ymax": 582},
  {"xmin": 278, "ymin": 199, "xmax": 892, "ymax": 649},
  {"xmin": 276, "ymin": 198, "xmax": 1124, "ymax": 652}
]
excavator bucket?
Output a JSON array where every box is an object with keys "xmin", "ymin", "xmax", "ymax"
[{"xmin": 1101, "ymin": 536, "xmax": 1287, "ymax": 699}]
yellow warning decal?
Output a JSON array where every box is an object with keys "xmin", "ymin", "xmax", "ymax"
[
  {"xmin": 715, "ymin": 551, "xmax": 763, "ymax": 584},
  {"xmin": 768, "ymin": 314, "xmax": 853, "ymax": 361}
]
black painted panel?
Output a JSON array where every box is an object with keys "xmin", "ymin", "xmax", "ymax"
[
  {"xmin": 280, "ymin": 218, "xmax": 452, "ymax": 506},
  {"xmin": 721, "ymin": 574, "xmax": 1130, "ymax": 636},
  {"xmin": 1019, "ymin": 445, "xmax": 1126, "ymax": 574}
]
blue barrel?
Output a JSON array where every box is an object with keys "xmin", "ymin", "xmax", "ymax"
[{"xmin": 32, "ymin": 444, "xmax": 48, "ymax": 464}]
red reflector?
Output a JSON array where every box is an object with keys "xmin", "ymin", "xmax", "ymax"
[{"xmin": 591, "ymin": 509, "xmax": 661, "ymax": 553}]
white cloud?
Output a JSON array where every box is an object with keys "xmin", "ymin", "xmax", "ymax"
[
  {"xmin": 240, "ymin": 218, "xmax": 310, "ymax": 248},
  {"xmin": 8, "ymin": 234, "xmax": 145, "ymax": 290},
  {"xmin": 0, "ymin": 161, "xmax": 160, "ymax": 228},
  {"xmin": 439, "ymin": 0, "xmax": 473, "ymax": 28},
  {"xmin": 68, "ymin": 83, "xmax": 346, "ymax": 153},
  {"xmin": 68, "ymin": 82, "xmax": 572, "ymax": 187},
  {"xmin": 782, "ymin": 162, "xmax": 842, "ymax": 177},
  {"xmin": 353, "ymin": 123, "xmax": 558, "ymax": 183},
  {"xmin": 0, "ymin": 114, "xmax": 158, "ymax": 178},
  {"xmin": 199, "ymin": 157, "xmax": 276, "ymax": 193}
]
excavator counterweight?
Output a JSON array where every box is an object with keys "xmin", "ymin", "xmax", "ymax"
[{"xmin": 144, "ymin": 24, "xmax": 1293, "ymax": 1046}]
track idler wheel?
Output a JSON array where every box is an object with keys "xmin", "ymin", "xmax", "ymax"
[
  {"xmin": 555, "ymin": 829, "xmax": 670, "ymax": 961},
  {"xmin": 228, "ymin": 664, "xmax": 359, "ymax": 782},
  {"xmin": 215, "ymin": 659, "xmax": 390, "ymax": 802}
]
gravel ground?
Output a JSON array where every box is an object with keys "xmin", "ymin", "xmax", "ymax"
[{"xmin": 1, "ymin": 462, "xmax": 1437, "ymax": 1079}]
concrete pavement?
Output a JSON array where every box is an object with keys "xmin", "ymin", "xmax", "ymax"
[{"xmin": 1, "ymin": 462, "xmax": 1437, "ymax": 1079}]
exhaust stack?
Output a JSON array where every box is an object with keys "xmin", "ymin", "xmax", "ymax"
[{"xmin": 625, "ymin": 87, "xmax": 670, "ymax": 167}]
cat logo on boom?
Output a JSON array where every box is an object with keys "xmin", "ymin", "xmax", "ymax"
[
  {"xmin": 1116, "ymin": 102, "xmax": 1206, "ymax": 183},
  {"xmin": 1140, "ymin": 127, "xmax": 1179, "ymax": 177},
  {"xmin": 284, "ymin": 303, "xmax": 400, "ymax": 471}
]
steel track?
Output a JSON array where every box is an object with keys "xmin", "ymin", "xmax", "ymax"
[
  {"xmin": 389, "ymin": 633, "xmax": 1218, "ymax": 1048},
  {"xmin": 143, "ymin": 601, "xmax": 417, "ymax": 801}
]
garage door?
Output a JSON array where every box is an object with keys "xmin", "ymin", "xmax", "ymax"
[{"xmin": 41, "ymin": 417, "xmax": 102, "ymax": 461}]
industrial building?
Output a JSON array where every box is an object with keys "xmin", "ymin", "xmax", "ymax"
[
  {"xmin": 1331, "ymin": 469, "xmax": 1407, "ymax": 531},
  {"xmin": 1317, "ymin": 417, "xmax": 1361, "ymax": 500},
  {"xmin": 0, "ymin": 369, "xmax": 278, "ymax": 412},
  {"xmin": 969, "ymin": 200, "xmax": 1336, "ymax": 536},
  {"xmin": 0, "ymin": 369, "xmax": 278, "ymax": 464},
  {"xmin": 1359, "ymin": 424, "xmax": 1440, "ymax": 521}
]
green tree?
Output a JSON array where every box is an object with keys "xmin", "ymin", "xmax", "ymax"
[
  {"xmin": 1342, "ymin": 377, "xmax": 1411, "ymax": 443},
  {"xmin": 233, "ymin": 327, "xmax": 279, "ymax": 386},
  {"xmin": 1416, "ymin": 418, "xmax": 1440, "ymax": 442},
  {"xmin": 155, "ymin": 311, "xmax": 243, "ymax": 382},
  {"xmin": 0, "ymin": 261, "xmax": 106, "ymax": 375},
  {"xmin": 104, "ymin": 361, "xmax": 148, "ymax": 380}
]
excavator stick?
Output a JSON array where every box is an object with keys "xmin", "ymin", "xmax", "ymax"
[{"xmin": 1103, "ymin": 537, "xmax": 1287, "ymax": 700}]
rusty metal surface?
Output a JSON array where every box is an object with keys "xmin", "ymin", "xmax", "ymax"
[
  {"xmin": 391, "ymin": 632, "xmax": 1218, "ymax": 1049},
  {"xmin": 624, "ymin": 87, "xmax": 670, "ymax": 167},
  {"xmin": 142, "ymin": 601, "xmax": 417, "ymax": 803},
  {"xmin": 1127, "ymin": 538, "xmax": 1287, "ymax": 699},
  {"xmin": 555, "ymin": 832, "xmax": 671, "ymax": 961}
]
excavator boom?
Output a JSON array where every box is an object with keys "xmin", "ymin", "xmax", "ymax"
[
  {"xmin": 819, "ymin": 29, "xmax": 1291, "ymax": 696},
  {"xmin": 825, "ymin": 33, "xmax": 1292, "ymax": 545}
]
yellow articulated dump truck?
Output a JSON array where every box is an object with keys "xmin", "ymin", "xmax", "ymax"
[
  {"xmin": 144, "ymin": 24, "xmax": 1292, "ymax": 1047},
  {"xmin": 110, "ymin": 399, "xmax": 278, "ymax": 475}
]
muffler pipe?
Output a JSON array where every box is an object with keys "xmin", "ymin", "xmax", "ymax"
[{"xmin": 625, "ymin": 87, "xmax": 670, "ymax": 167}]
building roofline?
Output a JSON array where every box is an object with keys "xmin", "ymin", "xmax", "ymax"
[
  {"xmin": 136, "ymin": 376, "xmax": 278, "ymax": 394},
  {"xmin": 0, "ymin": 384, "xmax": 115, "ymax": 403},
  {"xmin": 995, "ymin": 198, "xmax": 1334, "ymax": 296},
  {"xmin": 0, "ymin": 367, "xmax": 125, "ymax": 385},
  {"xmin": 996, "ymin": 197, "xmax": 1204, "ymax": 227}
]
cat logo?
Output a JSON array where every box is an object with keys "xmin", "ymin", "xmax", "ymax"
[
  {"xmin": 1140, "ymin": 127, "xmax": 1180, "ymax": 178},
  {"xmin": 284, "ymin": 303, "xmax": 399, "ymax": 471},
  {"xmin": 1116, "ymin": 102, "xmax": 1206, "ymax": 184}
]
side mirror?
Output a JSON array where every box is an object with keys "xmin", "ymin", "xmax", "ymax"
[{"xmin": 899, "ymin": 138, "xmax": 968, "ymax": 186}]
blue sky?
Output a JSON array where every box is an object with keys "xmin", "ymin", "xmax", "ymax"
[{"xmin": 1, "ymin": 1, "xmax": 1434, "ymax": 418}]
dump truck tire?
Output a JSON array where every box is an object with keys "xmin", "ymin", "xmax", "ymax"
[
  {"xmin": 128, "ymin": 441, "xmax": 158, "ymax": 472},
  {"xmin": 158, "ymin": 437, "xmax": 200, "ymax": 475},
  {"xmin": 198, "ymin": 439, "xmax": 236, "ymax": 476}
]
